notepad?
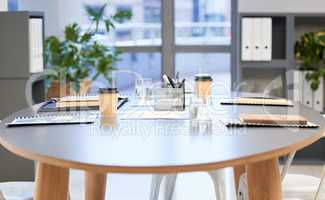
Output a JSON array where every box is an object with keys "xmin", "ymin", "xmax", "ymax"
[
  {"xmin": 223, "ymin": 114, "xmax": 319, "ymax": 128},
  {"xmin": 57, "ymin": 94, "xmax": 128, "ymax": 108},
  {"xmin": 240, "ymin": 114, "xmax": 307, "ymax": 125},
  {"xmin": 59, "ymin": 94, "xmax": 128, "ymax": 102},
  {"xmin": 221, "ymin": 98, "xmax": 293, "ymax": 106},
  {"xmin": 39, "ymin": 95, "xmax": 128, "ymax": 112},
  {"xmin": 7, "ymin": 113, "xmax": 98, "ymax": 127}
]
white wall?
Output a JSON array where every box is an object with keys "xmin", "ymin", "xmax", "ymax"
[
  {"xmin": 18, "ymin": 0, "xmax": 60, "ymax": 36},
  {"xmin": 239, "ymin": 0, "xmax": 325, "ymax": 13}
]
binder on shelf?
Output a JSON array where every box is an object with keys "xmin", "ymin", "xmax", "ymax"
[
  {"xmin": 313, "ymin": 77, "xmax": 324, "ymax": 112},
  {"xmin": 241, "ymin": 17, "xmax": 272, "ymax": 61},
  {"xmin": 303, "ymin": 71, "xmax": 313, "ymax": 108},
  {"xmin": 0, "ymin": 0, "xmax": 8, "ymax": 11},
  {"xmin": 29, "ymin": 18, "xmax": 44, "ymax": 74},
  {"xmin": 241, "ymin": 17, "xmax": 254, "ymax": 61},
  {"xmin": 252, "ymin": 18, "xmax": 263, "ymax": 61},
  {"xmin": 293, "ymin": 70, "xmax": 304, "ymax": 103},
  {"xmin": 261, "ymin": 18, "xmax": 272, "ymax": 61}
]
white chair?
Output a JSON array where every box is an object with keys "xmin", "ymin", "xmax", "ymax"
[
  {"xmin": 0, "ymin": 120, "xmax": 35, "ymax": 200},
  {"xmin": 150, "ymin": 168, "xmax": 234, "ymax": 200},
  {"xmin": 0, "ymin": 181, "xmax": 34, "ymax": 200},
  {"xmin": 238, "ymin": 152, "xmax": 325, "ymax": 200}
]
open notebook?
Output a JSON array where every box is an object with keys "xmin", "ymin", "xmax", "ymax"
[
  {"xmin": 7, "ymin": 113, "xmax": 98, "ymax": 127},
  {"xmin": 224, "ymin": 114, "xmax": 319, "ymax": 128},
  {"xmin": 221, "ymin": 97, "xmax": 293, "ymax": 106},
  {"xmin": 39, "ymin": 94, "xmax": 128, "ymax": 112}
]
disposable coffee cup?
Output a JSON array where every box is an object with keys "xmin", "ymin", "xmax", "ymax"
[
  {"xmin": 99, "ymin": 88, "xmax": 118, "ymax": 116},
  {"xmin": 195, "ymin": 74, "xmax": 212, "ymax": 99},
  {"xmin": 100, "ymin": 116, "xmax": 117, "ymax": 128}
]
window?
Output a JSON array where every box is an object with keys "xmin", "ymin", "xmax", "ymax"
[
  {"xmin": 8, "ymin": 0, "xmax": 18, "ymax": 11},
  {"xmin": 175, "ymin": 53, "xmax": 231, "ymax": 94},
  {"xmin": 92, "ymin": 53, "xmax": 161, "ymax": 93},
  {"xmin": 54, "ymin": 0, "xmax": 235, "ymax": 91},
  {"xmin": 175, "ymin": 0, "xmax": 231, "ymax": 45},
  {"xmin": 81, "ymin": 0, "xmax": 162, "ymax": 46},
  {"xmin": 115, "ymin": 53, "xmax": 161, "ymax": 91}
]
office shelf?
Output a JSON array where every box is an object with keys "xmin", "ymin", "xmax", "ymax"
[
  {"xmin": 240, "ymin": 59, "xmax": 289, "ymax": 68},
  {"xmin": 237, "ymin": 13, "xmax": 325, "ymax": 163}
]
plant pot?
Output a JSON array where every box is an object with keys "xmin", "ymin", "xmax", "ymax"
[{"xmin": 47, "ymin": 80, "xmax": 92, "ymax": 98}]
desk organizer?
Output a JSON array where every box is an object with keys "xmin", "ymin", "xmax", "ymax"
[{"xmin": 153, "ymin": 86, "xmax": 185, "ymax": 111}]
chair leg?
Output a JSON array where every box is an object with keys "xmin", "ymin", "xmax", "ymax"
[
  {"xmin": 314, "ymin": 164, "xmax": 325, "ymax": 200},
  {"xmin": 164, "ymin": 174, "xmax": 177, "ymax": 200},
  {"xmin": 208, "ymin": 169, "xmax": 233, "ymax": 200},
  {"xmin": 149, "ymin": 174, "xmax": 178, "ymax": 200},
  {"xmin": 150, "ymin": 175, "xmax": 164, "ymax": 200},
  {"xmin": 0, "ymin": 191, "xmax": 4, "ymax": 200}
]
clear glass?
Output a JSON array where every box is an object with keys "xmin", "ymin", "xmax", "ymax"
[
  {"xmin": 175, "ymin": 0, "xmax": 231, "ymax": 45},
  {"xmin": 135, "ymin": 78, "xmax": 153, "ymax": 100},
  {"xmin": 175, "ymin": 53, "xmax": 231, "ymax": 95},
  {"xmin": 189, "ymin": 96, "xmax": 213, "ymax": 134},
  {"xmin": 80, "ymin": 0, "xmax": 162, "ymax": 46}
]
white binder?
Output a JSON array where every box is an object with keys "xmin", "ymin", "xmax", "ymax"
[
  {"xmin": 313, "ymin": 77, "xmax": 324, "ymax": 112},
  {"xmin": 293, "ymin": 70, "xmax": 304, "ymax": 103},
  {"xmin": 241, "ymin": 18, "xmax": 254, "ymax": 61},
  {"xmin": 242, "ymin": 17, "xmax": 272, "ymax": 61},
  {"xmin": 29, "ymin": 18, "xmax": 44, "ymax": 73},
  {"xmin": 252, "ymin": 18, "xmax": 263, "ymax": 61},
  {"xmin": 302, "ymin": 72, "xmax": 313, "ymax": 108},
  {"xmin": 0, "ymin": 0, "xmax": 8, "ymax": 11},
  {"xmin": 261, "ymin": 18, "xmax": 272, "ymax": 61}
]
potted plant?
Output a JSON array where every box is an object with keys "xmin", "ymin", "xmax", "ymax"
[
  {"xmin": 45, "ymin": 2, "xmax": 132, "ymax": 98},
  {"xmin": 295, "ymin": 31, "xmax": 325, "ymax": 91}
]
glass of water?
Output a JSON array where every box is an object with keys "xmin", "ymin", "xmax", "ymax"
[
  {"xmin": 135, "ymin": 78, "xmax": 153, "ymax": 101},
  {"xmin": 189, "ymin": 96, "xmax": 213, "ymax": 134}
]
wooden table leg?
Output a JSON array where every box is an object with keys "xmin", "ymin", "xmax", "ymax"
[
  {"xmin": 85, "ymin": 171, "xmax": 107, "ymax": 200},
  {"xmin": 34, "ymin": 162, "xmax": 69, "ymax": 200},
  {"xmin": 246, "ymin": 158, "xmax": 282, "ymax": 200},
  {"xmin": 234, "ymin": 164, "xmax": 246, "ymax": 192}
]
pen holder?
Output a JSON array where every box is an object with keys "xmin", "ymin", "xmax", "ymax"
[{"xmin": 153, "ymin": 85, "xmax": 185, "ymax": 111}]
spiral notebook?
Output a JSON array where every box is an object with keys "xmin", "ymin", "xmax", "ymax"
[
  {"xmin": 39, "ymin": 94, "xmax": 128, "ymax": 112},
  {"xmin": 223, "ymin": 114, "xmax": 319, "ymax": 128},
  {"xmin": 6, "ymin": 113, "xmax": 98, "ymax": 127},
  {"xmin": 221, "ymin": 98, "xmax": 293, "ymax": 107}
]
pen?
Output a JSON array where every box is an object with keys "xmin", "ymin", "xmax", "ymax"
[
  {"xmin": 179, "ymin": 79, "xmax": 185, "ymax": 88},
  {"xmin": 163, "ymin": 74, "xmax": 174, "ymax": 88}
]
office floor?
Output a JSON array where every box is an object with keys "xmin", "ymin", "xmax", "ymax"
[{"xmin": 69, "ymin": 165, "xmax": 323, "ymax": 200}]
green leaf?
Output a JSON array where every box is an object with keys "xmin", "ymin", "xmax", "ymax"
[
  {"xmin": 80, "ymin": 32, "xmax": 93, "ymax": 43},
  {"xmin": 104, "ymin": 19, "xmax": 115, "ymax": 32},
  {"xmin": 84, "ymin": 4, "xmax": 106, "ymax": 21},
  {"xmin": 84, "ymin": 3, "xmax": 107, "ymax": 32},
  {"xmin": 64, "ymin": 23, "xmax": 80, "ymax": 42},
  {"xmin": 113, "ymin": 10, "xmax": 132, "ymax": 23},
  {"xmin": 311, "ymin": 79, "xmax": 320, "ymax": 91}
]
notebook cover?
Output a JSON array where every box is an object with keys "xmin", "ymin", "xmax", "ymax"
[
  {"xmin": 7, "ymin": 113, "xmax": 98, "ymax": 127},
  {"xmin": 38, "ymin": 98, "xmax": 128, "ymax": 112},
  {"xmin": 223, "ymin": 119, "xmax": 319, "ymax": 128},
  {"xmin": 221, "ymin": 98, "xmax": 293, "ymax": 107},
  {"xmin": 239, "ymin": 114, "xmax": 308, "ymax": 125}
]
